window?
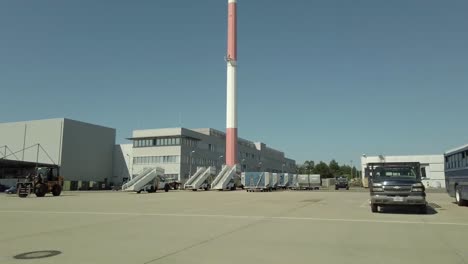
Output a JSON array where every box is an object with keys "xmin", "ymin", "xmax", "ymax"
[
  {"xmin": 421, "ymin": 167, "xmax": 426, "ymax": 178},
  {"xmin": 175, "ymin": 138, "xmax": 180, "ymax": 145}
]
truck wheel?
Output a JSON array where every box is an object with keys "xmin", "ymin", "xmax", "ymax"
[
  {"xmin": 335, "ymin": 187, "xmax": 339, "ymax": 190},
  {"xmin": 52, "ymin": 185, "xmax": 62, "ymax": 196},
  {"xmin": 34, "ymin": 183, "xmax": 47, "ymax": 197},
  {"xmin": 346, "ymin": 187, "xmax": 349, "ymax": 190},
  {"xmin": 137, "ymin": 190, "xmax": 142, "ymax": 194},
  {"xmin": 371, "ymin": 204, "xmax": 378, "ymax": 213},
  {"xmin": 164, "ymin": 184, "xmax": 170, "ymax": 192},
  {"xmin": 455, "ymin": 186, "xmax": 467, "ymax": 206}
]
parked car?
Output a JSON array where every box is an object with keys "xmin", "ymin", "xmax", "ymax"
[
  {"xmin": 5, "ymin": 186, "xmax": 17, "ymax": 194},
  {"xmin": 0, "ymin": 184, "xmax": 9, "ymax": 192}
]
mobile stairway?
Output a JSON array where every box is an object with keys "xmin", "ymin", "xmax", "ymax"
[
  {"xmin": 210, "ymin": 165, "xmax": 240, "ymax": 191},
  {"xmin": 184, "ymin": 166, "xmax": 216, "ymax": 191},
  {"xmin": 122, "ymin": 167, "xmax": 165, "ymax": 192}
]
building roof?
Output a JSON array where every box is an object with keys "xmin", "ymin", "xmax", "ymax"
[
  {"xmin": 0, "ymin": 159, "xmax": 58, "ymax": 169},
  {"xmin": 445, "ymin": 143, "xmax": 468, "ymax": 155},
  {"xmin": 0, "ymin": 118, "xmax": 115, "ymax": 130}
]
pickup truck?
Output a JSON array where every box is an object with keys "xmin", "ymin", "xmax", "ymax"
[
  {"xmin": 367, "ymin": 162, "xmax": 427, "ymax": 214},
  {"xmin": 335, "ymin": 177, "xmax": 349, "ymax": 190}
]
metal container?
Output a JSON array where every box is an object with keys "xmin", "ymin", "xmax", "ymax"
[
  {"xmin": 278, "ymin": 173, "xmax": 293, "ymax": 188},
  {"xmin": 271, "ymin": 173, "xmax": 280, "ymax": 189},
  {"xmin": 296, "ymin": 174, "xmax": 321, "ymax": 190},
  {"xmin": 243, "ymin": 172, "xmax": 272, "ymax": 191}
]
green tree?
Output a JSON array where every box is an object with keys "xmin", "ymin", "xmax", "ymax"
[
  {"xmin": 329, "ymin": 159, "xmax": 340, "ymax": 177},
  {"xmin": 313, "ymin": 161, "xmax": 332, "ymax": 178},
  {"xmin": 339, "ymin": 165, "xmax": 352, "ymax": 177},
  {"xmin": 304, "ymin": 160, "xmax": 315, "ymax": 175}
]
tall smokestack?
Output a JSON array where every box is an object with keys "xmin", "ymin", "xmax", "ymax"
[{"xmin": 226, "ymin": 0, "xmax": 238, "ymax": 166}]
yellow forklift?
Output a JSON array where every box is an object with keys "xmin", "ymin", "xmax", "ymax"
[{"xmin": 16, "ymin": 165, "xmax": 64, "ymax": 198}]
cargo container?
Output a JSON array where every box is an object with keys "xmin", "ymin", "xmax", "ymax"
[
  {"xmin": 271, "ymin": 173, "xmax": 280, "ymax": 190},
  {"xmin": 278, "ymin": 173, "xmax": 293, "ymax": 189},
  {"xmin": 291, "ymin": 174, "xmax": 321, "ymax": 190},
  {"xmin": 242, "ymin": 172, "xmax": 273, "ymax": 192}
]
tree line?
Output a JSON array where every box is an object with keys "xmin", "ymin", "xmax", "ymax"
[{"xmin": 296, "ymin": 160, "xmax": 360, "ymax": 179}]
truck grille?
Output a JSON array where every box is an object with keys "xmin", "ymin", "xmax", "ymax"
[{"xmin": 383, "ymin": 185, "xmax": 412, "ymax": 192}]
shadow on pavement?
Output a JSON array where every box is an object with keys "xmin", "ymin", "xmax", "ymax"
[{"xmin": 379, "ymin": 205, "xmax": 438, "ymax": 215}]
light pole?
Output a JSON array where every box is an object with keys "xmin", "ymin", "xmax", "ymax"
[
  {"xmin": 218, "ymin": 155, "xmax": 224, "ymax": 171},
  {"xmin": 350, "ymin": 160, "xmax": 353, "ymax": 178},
  {"xmin": 189, "ymin": 150, "xmax": 195, "ymax": 176},
  {"xmin": 126, "ymin": 154, "xmax": 132, "ymax": 180}
]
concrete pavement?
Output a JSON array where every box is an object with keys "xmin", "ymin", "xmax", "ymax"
[{"xmin": 0, "ymin": 190, "xmax": 467, "ymax": 264}]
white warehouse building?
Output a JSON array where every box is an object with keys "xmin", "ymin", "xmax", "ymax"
[
  {"xmin": 112, "ymin": 127, "xmax": 296, "ymax": 184},
  {"xmin": 361, "ymin": 155, "xmax": 445, "ymax": 188},
  {"xmin": 0, "ymin": 118, "xmax": 116, "ymax": 188}
]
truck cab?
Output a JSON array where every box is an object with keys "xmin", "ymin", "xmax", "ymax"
[
  {"xmin": 367, "ymin": 162, "xmax": 427, "ymax": 214},
  {"xmin": 335, "ymin": 176, "xmax": 349, "ymax": 190}
]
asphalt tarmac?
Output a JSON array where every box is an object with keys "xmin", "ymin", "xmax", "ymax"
[{"xmin": 1, "ymin": 190, "xmax": 467, "ymax": 264}]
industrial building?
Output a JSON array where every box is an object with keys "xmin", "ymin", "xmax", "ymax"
[
  {"xmin": 0, "ymin": 119, "xmax": 296, "ymax": 188},
  {"xmin": 0, "ymin": 118, "xmax": 115, "ymax": 188},
  {"xmin": 361, "ymin": 154, "xmax": 445, "ymax": 188},
  {"xmin": 113, "ymin": 127, "xmax": 296, "ymax": 184}
]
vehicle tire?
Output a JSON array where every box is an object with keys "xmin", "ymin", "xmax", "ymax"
[
  {"xmin": 164, "ymin": 184, "xmax": 170, "ymax": 192},
  {"xmin": 346, "ymin": 187, "xmax": 349, "ymax": 190},
  {"xmin": 137, "ymin": 190, "xmax": 142, "ymax": 194},
  {"xmin": 335, "ymin": 187, "xmax": 338, "ymax": 190},
  {"xmin": 455, "ymin": 186, "xmax": 467, "ymax": 206},
  {"xmin": 34, "ymin": 183, "xmax": 47, "ymax": 197},
  {"xmin": 192, "ymin": 189, "xmax": 197, "ymax": 191},
  {"xmin": 18, "ymin": 192, "xmax": 28, "ymax": 198},
  {"xmin": 418, "ymin": 205, "xmax": 427, "ymax": 214},
  {"xmin": 371, "ymin": 204, "xmax": 378, "ymax": 213},
  {"xmin": 52, "ymin": 185, "xmax": 62, "ymax": 196},
  {"xmin": 204, "ymin": 187, "xmax": 208, "ymax": 191}
]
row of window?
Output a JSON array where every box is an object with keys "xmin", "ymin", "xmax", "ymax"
[
  {"xmin": 134, "ymin": 155, "xmax": 180, "ymax": 165},
  {"xmin": 133, "ymin": 137, "xmax": 199, "ymax": 148},
  {"xmin": 240, "ymin": 152, "xmax": 258, "ymax": 160},
  {"xmin": 181, "ymin": 156, "xmax": 222, "ymax": 166},
  {"xmin": 446, "ymin": 151, "xmax": 468, "ymax": 169}
]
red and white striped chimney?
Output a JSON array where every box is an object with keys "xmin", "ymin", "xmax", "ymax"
[{"xmin": 226, "ymin": 0, "xmax": 238, "ymax": 166}]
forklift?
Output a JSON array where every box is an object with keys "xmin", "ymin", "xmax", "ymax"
[{"xmin": 16, "ymin": 165, "xmax": 64, "ymax": 198}]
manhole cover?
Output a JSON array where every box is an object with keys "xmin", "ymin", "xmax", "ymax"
[{"xmin": 14, "ymin": 250, "xmax": 62, "ymax": 259}]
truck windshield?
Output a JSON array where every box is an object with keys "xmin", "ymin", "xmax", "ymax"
[{"xmin": 374, "ymin": 167, "xmax": 417, "ymax": 178}]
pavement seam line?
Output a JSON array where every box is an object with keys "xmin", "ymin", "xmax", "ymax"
[{"xmin": 1, "ymin": 210, "xmax": 468, "ymax": 227}]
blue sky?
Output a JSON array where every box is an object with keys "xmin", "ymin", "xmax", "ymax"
[{"xmin": 1, "ymin": 0, "xmax": 467, "ymax": 165}]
